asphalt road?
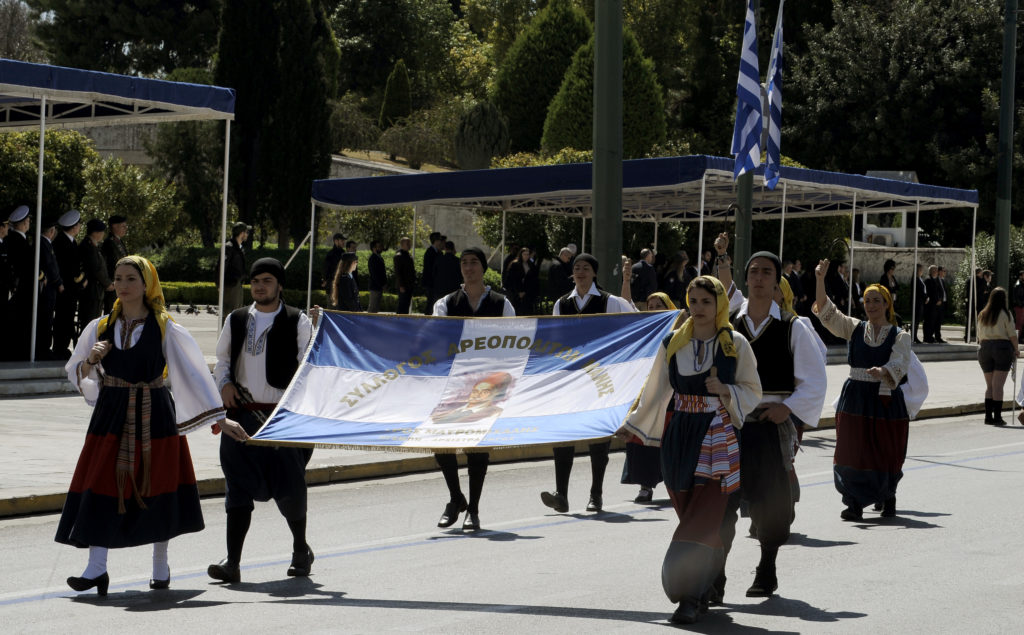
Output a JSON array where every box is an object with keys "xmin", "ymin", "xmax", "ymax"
[{"xmin": 2, "ymin": 414, "xmax": 1023, "ymax": 633}]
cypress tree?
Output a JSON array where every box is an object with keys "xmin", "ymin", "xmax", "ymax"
[
  {"xmin": 541, "ymin": 29, "xmax": 666, "ymax": 159},
  {"xmin": 379, "ymin": 59, "xmax": 412, "ymax": 131},
  {"xmin": 491, "ymin": 0, "xmax": 590, "ymax": 153}
]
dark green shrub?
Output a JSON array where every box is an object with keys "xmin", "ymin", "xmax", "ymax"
[
  {"xmin": 379, "ymin": 59, "xmax": 412, "ymax": 131},
  {"xmin": 455, "ymin": 100, "xmax": 510, "ymax": 169}
]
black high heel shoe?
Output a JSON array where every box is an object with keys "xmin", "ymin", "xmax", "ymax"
[
  {"xmin": 150, "ymin": 569, "xmax": 170, "ymax": 590},
  {"xmin": 67, "ymin": 572, "xmax": 109, "ymax": 596}
]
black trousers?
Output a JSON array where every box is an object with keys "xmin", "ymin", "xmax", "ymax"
[
  {"xmin": 552, "ymin": 441, "xmax": 611, "ymax": 497},
  {"xmin": 397, "ymin": 290, "xmax": 412, "ymax": 314},
  {"xmin": 52, "ymin": 289, "xmax": 78, "ymax": 356}
]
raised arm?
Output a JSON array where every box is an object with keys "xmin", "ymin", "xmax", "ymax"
[{"xmin": 712, "ymin": 232, "xmax": 734, "ymax": 295}]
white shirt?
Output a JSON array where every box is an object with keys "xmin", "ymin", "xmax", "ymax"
[
  {"xmin": 728, "ymin": 290, "xmax": 829, "ymax": 427},
  {"xmin": 432, "ymin": 285, "xmax": 516, "ymax": 317},
  {"xmin": 213, "ymin": 302, "xmax": 313, "ymax": 404},
  {"xmin": 552, "ymin": 282, "xmax": 636, "ymax": 315}
]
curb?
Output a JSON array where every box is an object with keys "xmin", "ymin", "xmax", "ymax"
[{"xmin": 0, "ymin": 402, "xmax": 999, "ymax": 519}]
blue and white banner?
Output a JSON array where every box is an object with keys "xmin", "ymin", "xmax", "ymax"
[{"xmin": 251, "ymin": 310, "xmax": 681, "ymax": 450}]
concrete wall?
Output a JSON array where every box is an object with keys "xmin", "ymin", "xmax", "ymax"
[
  {"xmin": 83, "ymin": 124, "xmax": 154, "ymax": 166},
  {"xmin": 845, "ymin": 243, "xmax": 970, "ymax": 291}
]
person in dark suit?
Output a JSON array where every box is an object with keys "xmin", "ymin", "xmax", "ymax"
[
  {"xmin": 547, "ymin": 247, "xmax": 575, "ymax": 300},
  {"xmin": 912, "ymin": 263, "xmax": 928, "ymax": 343},
  {"xmin": 432, "ymin": 240, "xmax": 463, "ymax": 302},
  {"xmin": 322, "ymin": 233, "xmax": 345, "ymax": 292},
  {"xmin": 101, "ymin": 215, "xmax": 128, "ymax": 313},
  {"xmin": 924, "ymin": 265, "xmax": 942, "ymax": 343},
  {"xmin": 503, "ymin": 246, "xmax": 538, "ymax": 315},
  {"xmin": 52, "ymin": 210, "xmax": 83, "ymax": 359},
  {"xmin": 78, "ymin": 219, "xmax": 113, "ymax": 329},
  {"xmin": 5, "ymin": 206, "xmax": 33, "ymax": 359},
  {"xmin": 849, "ymin": 268, "xmax": 865, "ymax": 318},
  {"xmin": 37, "ymin": 217, "xmax": 64, "ymax": 359},
  {"xmin": 223, "ymin": 222, "xmax": 249, "ymax": 316},
  {"xmin": 393, "ymin": 236, "xmax": 416, "ymax": 314},
  {"xmin": 367, "ymin": 240, "xmax": 387, "ymax": 313},
  {"xmin": 630, "ymin": 249, "xmax": 658, "ymax": 310},
  {"xmin": 0, "ymin": 216, "xmax": 12, "ymax": 360},
  {"xmin": 935, "ymin": 266, "xmax": 949, "ymax": 343},
  {"xmin": 421, "ymin": 232, "xmax": 444, "ymax": 311}
]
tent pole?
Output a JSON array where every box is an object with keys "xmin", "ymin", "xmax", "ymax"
[
  {"xmin": 307, "ymin": 202, "xmax": 316, "ymax": 312},
  {"xmin": 412, "ymin": 205, "xmax": 419, "ymax": 260},
  {"xmin": 218, "ymin": 119, "xmax": 231, "ymax": 326},
  {"xmin": 778, "ymin": 181, "xmax": 787, "ymax": 261},
  {"xmin": 911, "ymin": 200, "xmax": 921, "ymax": 340},
  {"xmin": 501, "ymin": 208, "xmax": 507, "ymax": 274},
  {"xmin": 30, "ymin": 95, "xmax": 47, "ymax": 363},
  {"xmin": 697, "ymin": 174, "xmax": 706, "ymax": 273},
  {"xmin": 848, "ymin": 193, "xmax": 856, "ymax": 316},
  {"xmin": 653, "ymin": 217, "xmax": 659, "ymax": 254},
  {"xmin": 581, "ymin": 215, "xmax": 587, "ymax": 253},
  {"xmin": 969, "ymin": 205, "xmax": 978, "ymax": 343}
]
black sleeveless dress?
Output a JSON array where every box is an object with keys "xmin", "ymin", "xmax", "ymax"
[{"xmin": 55, "ymin": 313, "xmax": 205, "ymax": 548}]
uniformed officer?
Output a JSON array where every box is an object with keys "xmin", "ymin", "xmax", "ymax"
[
  {"xmin": 78, "ymin": 219, "xmax": 112, "ymax": 328},
  {"xmin": 101, "ymin": 215, "xmax": 128, "ymax": 313},
  {"xmin": 6, "ymin": 205, "xmax": 34, "ymax": 360},
  {"xmin": 37, "ymin": 216, "xmax": 64, "ymax": 359},
  {"xmin": 0, "ymin": 215, "xmax": 12, "ymax": 360},
  {"xmin": 52, "ymin": 209, "xmax": 83, "ymax": 358}
]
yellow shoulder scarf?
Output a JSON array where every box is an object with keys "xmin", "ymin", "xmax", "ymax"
[
  {"xmin": 665, "ymin": 275, "xmax": 737, "ymax": 363},
  {"xmin": 778, "ymin": 276, "xmax": 795, "ymax": 314}
]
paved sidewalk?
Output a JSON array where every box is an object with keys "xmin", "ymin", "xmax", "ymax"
[{"xmin": 0, "ymin": 314, "xmax": 1007, "ymax": 517}]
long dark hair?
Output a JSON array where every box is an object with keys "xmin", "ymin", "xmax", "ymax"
[{"xmin": 979, "ymin": 286, "xmax": 1011, "ymax": 327}]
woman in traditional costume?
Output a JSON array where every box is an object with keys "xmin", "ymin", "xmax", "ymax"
[
  {"xmin": 813, "ymin": 258, "xmax": 913, "ymax": 520},
  {"xmin": 621, "ymin": 276, "xmax": 761, "ymax": 625},
  {"xmin": 57, "ymin": 256, "xmax": 247, "ymax": 595}
]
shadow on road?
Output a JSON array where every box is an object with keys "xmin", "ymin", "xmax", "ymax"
[
  {"xmin": 426, "ymin": 528, "xmax": 543, "ymax": 542},
  {"xmin": 785, "ymin": 532, "xmax": 857, "ymax": 548},
  {"xmin": 722, "ymin": 594, "xmax": 867, "ymax": 624},
  {"xmin": 851, "ymin": 514, "xmax": 942, "ymax": 530}
]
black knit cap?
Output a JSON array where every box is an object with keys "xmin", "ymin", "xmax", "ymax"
[
  {"xmin": 746, "ymin": 251, "xmax": 782, "ymax": 282},
  {"xmin": 250, "ymin": 257, "xmax": 285, "ymax": 285},
  {"xmin": 574, "ymin": 252, "xmax": 599, "ymax": 273},
  {"xmin": 460, "ymin": 247, "xmax": 488, "ymax": 271}
]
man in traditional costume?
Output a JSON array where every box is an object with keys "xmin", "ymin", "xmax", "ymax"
[
  {"xmin": 540, "ymin": 253, "xmax": 635, "ymax": 514},
  {"xmin": 713, "ymin": 234, "xmax": 828, "ymax": 601},
  {"xmin": 430, "ymin": 247, "xmax": 515, "ymax": 532},
  {"xmin": 209, "ymin": 258, "xmax": 315, "ymax": 583}
]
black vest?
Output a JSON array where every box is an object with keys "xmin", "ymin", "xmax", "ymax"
[
  {"xmin": 731, "ymin": 308, "xmax": 796, "ymax": 394},
  {"xmin": 558, "ymin": 290, "xmax": 609, "ymax": 315},
  {"xmin": 229, "ymin": 304, "xmax": 302, "ymax": 391},
  {"xmin": 444, "ymin": 289, "xmax": 508, "ymax": 317}
]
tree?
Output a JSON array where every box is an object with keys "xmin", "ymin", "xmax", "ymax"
[
  {"xmin": 787, "ymin": 0, "xmax": 1014, "ymax": 244},
  {"xmin": 146, "ymin": 68, "xmax": 226, "ymax": 248},
  {"xmin": 541, "ymin": 28, "xmax": 666, "ymax": 159},
  {"xmin": 0, "ymin": 129, "xmax": 97, "ymax": 218},
  {"xmin": 0, "ymin": 0, "xmax": 44, "ymax": 61},
  {"xmin": 379, "ymin": 59, "xmax": 412, "ymax": 131},
  {"xmin": 216, "ymin": 0, "xmax": 337, "ymax": 247},
  {"xmin": 26, "ymin": 0, "xmax": 221, "ymax": 74},
  {"xmin": 491, "ymin": 0, "xmax": 590, "ymax": 153},
  {"xmin": 464, "ymin": 0, "xmax": 541, "ymax": 68},
  {"xmin": 331, "ymin": 0, "xmax": 457, "ymax": 104},
  {"xmin": 329, "ymin": 93, "xmax": 381, "ymax": 154},
  {"xmin": 81, "ymin": 158, "xmax": 193, "ymax": 249},
  {"xmin": 324, "ymin": 206, "xmax": 432, "ymax": 249},
  {"xmin": 455, "ymin": 100, "xmax": 509, "ymax": 169}
]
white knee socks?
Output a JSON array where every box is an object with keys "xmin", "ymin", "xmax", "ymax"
[
  {"xmin": 152, "ymin": 541, "xmax": 169, "ymax": 580},
  {"xmin": 81, "ymin": 546, "xmax": 108, "ymax": 579}
]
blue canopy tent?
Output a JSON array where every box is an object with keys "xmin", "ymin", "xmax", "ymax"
[
  {"xmin": 310, "ymin": 155, "xmax": 979, "ymax": 334},
  {"xmin": 0, "ymin": 58, "xmax": 235, "ymax": 361}
]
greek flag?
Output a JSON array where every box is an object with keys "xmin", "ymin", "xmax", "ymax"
[
  {"xmin": 764, "ymin": 0, "xmax": 785, "ymax": 190},
  {"xmin": 250, "ymin": 310, "xmax": 681, "ymax": 451},
  {"xmin": 731, "ymin": 0, "xmax": 761, "ymax": 179}
]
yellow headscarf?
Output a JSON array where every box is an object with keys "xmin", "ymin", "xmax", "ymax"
[
  {"xmin": 863, "ymin": 283, "xmax": 898, "ymax": 326},
  {"xmin": 646, "ymin": 291, "xmax": 677, "ymax": 311},
  {"xmin": 777, "ymin": 276, "xmax": 795, "ymax": 314},
  {"xmin": 97, "ymin": 255, "xmax": 173, "ymax": 340},
  {"xmin": 665, "ymin": 275, "xmax": 737, "ymax": 363}
]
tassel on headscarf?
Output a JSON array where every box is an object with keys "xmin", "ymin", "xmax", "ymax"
[
  {"xmin": 665, "ymin": 276, "xmax": 737, "ymax": 362},
  {"xmin": 863, "ymin": 283, "xmax": 898, "ymax": 326}
]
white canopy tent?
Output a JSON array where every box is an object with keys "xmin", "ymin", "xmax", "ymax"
[{"xmin": 0, "ymin": 58, "xmax": 235, "ymax": 361}]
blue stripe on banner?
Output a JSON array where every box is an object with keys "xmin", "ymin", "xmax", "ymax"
[
  {"xmin": 523, "ymin": 311, "xmax": 679, "ymax": 374},
  {"xmin": 256, "ymin": 410, "xmax": 422, "ymax": 446},
  {"xmin": 478, "ymin": 406, "xmax": 631, "ymax": 446},
  {"xmin": 312, "ymin": 312, "xmax": 461, "ymax": 376}
]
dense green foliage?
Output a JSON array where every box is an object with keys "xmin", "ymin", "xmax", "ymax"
[
  {"xmin": 379, "ymin": 59, "xmax": 413, "ymax": 130},
  {"xmin": 26, "ymin": 0, "xmax": 221, "ymax": 74},
  {"xmin": 952, "ymin": 229, "xmax": 1024, "ymax": 323},
  {"xmin": 0, "ymin": 130, "xmax": 98, "ymax": 218},
  {"xmin": 455, "ymin": 100, "xmax": 510, "ymax": 169},
  {"xmin": 541, "ymin": 29, "xmax": 666, "ymax": 159},
  {"xmin": 491, "ymin": 0, "xmax": 590, "ymax": 153}
]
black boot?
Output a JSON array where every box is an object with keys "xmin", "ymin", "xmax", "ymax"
[
  {"xmin": 993, "ymin": 400, "xmax": 1007, "ymax": 426},
  {"xmin": 984, "ymin": 398, "xmax": 995, "ymax": 424}
]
